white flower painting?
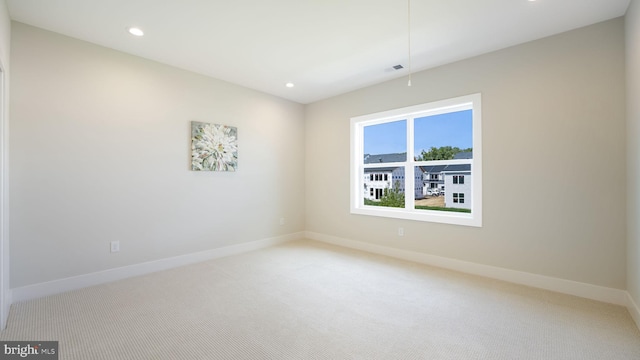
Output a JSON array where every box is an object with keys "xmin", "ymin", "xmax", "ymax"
[{"xmin": 191, "ymin": 121, "xmax": 238, "ymax": 171}]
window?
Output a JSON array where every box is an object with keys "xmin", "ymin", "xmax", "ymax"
[
  {"xmin": 350, "ymin": 94, "xmax": 482, "ymax": 227},
  {"xmin": 375, "ymin": 188, "xmax": 383, "ymax": 200}
]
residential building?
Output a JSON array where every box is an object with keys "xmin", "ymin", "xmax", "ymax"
[
  {"xmin": 443, "ymin": 165, "xmax": 472, "ymax": 210},
  {"xmin": 363, "ymin": 153, "xmax": 424, "ymax": 201}
]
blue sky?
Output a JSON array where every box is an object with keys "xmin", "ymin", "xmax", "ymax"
[{"xmin": 363, "ymin": 110, "xmax": 472, "ymax": 155}]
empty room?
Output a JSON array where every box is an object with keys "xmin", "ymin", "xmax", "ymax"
[{"xmin": 1, "ymin": 0, "xmax": 640, "ymax": 359}]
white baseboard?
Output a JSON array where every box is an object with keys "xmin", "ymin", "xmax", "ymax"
[
  {"xmin": 305, "ymin": 231, "xmax": 629, "ymax": 306},
  {"xmin": 12, "ymin": 232, "xmax": 303, "ymax": 303},
  {"xmin": 627, "ymin": 292, "xmax": 640, "ymax": 330},
  {"xmin": 10, "ymin": 231, "xmax": 639, "ymax": 331},
  {"xmin": 1, "ymin": 288, "xmax": 10, "ymax": 330}
]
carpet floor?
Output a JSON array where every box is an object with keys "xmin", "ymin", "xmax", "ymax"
[{"xmin": 1, "ymin": 239, "xmax": 639, "ymax": 359}]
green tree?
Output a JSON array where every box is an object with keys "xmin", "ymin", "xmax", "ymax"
[
  {"xmin": 418, "ymin": 146, "xmax": 472, "ymax": 161},
  {"xmin": 379, "ymin": 181, "xmax": 405, "ymax": 208}
]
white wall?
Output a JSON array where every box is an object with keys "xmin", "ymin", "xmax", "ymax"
[
  {"xmin": 9, "ymin": 22, "xmax": 305, "ymax": 288},
  {"xmin": 626, "ymin": 0, "xmax": 640, "ymax": 322},
  {"xmin": 0, "ymin": 0, "xmax": 10, "ymax": 330},
  {"xmin": 306, "ymin": 19, "xmax": 627, "ymax": 289}
]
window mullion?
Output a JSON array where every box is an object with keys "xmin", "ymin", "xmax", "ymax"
[{"xmin": 406, "ymin": 116, "xmax": 415, "ymax": 210}]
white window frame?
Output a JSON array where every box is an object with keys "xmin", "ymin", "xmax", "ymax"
[{"xmin": 350, "ymin": 93, "xmax": 482, "ymax": 227}]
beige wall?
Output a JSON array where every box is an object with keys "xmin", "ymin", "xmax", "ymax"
[
  {"xmin": 627, "ymin": 1, "xmax": 640, "ymax": 308},
  {"xmin": 9, "ymin": 22, "xmax": 305, "ymax": 288},
  {"xmin": 7, "ymin": 14, "xmax": 632, "ymax": 296},
  {"xmin": 305, "ymin": 19, "xmax": 627, "ymax": 289},
  {"xmin": 0, "ymin": 0, "xmax": 10, "ymax": 329}
]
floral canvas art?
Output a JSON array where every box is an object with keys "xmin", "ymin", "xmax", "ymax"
[{"xmin": 191, "ymin": 121, "xmax": 238, "ymax": 171}]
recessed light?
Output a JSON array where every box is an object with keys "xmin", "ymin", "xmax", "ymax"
[
  {"xmin": 285, "ymin": 82, "xmax": 295, "ymax": 88},
  {"xmin": 127, "ymin": 27, "xmax": 144, "ymax": 36}
]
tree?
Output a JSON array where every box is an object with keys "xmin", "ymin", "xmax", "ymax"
[
  {"xmin": 418, "ymin": 146, "xmax": 472, "ymax": 161},
  {"xmin": 379, "ymin": 181, "xmax": 405, "ymax": 208}
]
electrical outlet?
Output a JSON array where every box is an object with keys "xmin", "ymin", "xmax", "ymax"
[
  {"xmin": 279, "ymin": 217, "xmax": 285, "ymax": 226},
  {"xmin": 110, "ymin": 241, "xmax": 120, "ymax": 253},
  {"xmin": 398, "ymin": 227, "xmax": 404, "ymax": 236}
]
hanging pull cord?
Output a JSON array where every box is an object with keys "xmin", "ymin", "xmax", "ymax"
[{"xmin": 408, "ymin": 0, "xmax": 412, "ymax": 87}]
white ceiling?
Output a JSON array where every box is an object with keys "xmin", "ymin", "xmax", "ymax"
[{"xmin": 6, "ymin": 0, "xmax": 631, "ymax": 104}]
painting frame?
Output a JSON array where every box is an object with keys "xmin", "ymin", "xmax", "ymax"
[{"xmin": 191, "ymin": 121, "xmax": 238, "ymax": 172}]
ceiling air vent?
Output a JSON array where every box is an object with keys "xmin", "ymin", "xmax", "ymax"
[{"xmin": 393, "ymin": 65, "xmax": 404, "ymax": 70}]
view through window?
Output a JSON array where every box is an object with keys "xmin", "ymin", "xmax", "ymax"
[{"xmin": 350, "ymin": 94, "xmax": 482, "ymax": 227}]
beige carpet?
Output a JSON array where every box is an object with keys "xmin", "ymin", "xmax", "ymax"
[{"xmin": 1, "ymin": 239, "xmax": 639, "ymax": 359}]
